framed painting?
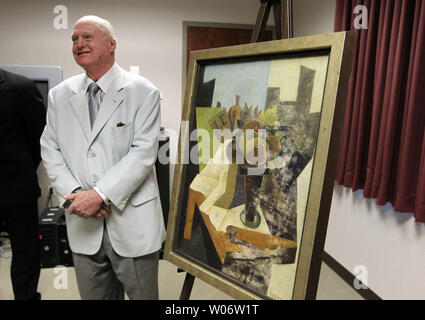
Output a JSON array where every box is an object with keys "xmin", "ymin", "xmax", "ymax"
[{"xmin": 164, "ymin": 31, "xmax": 356, "ymax": 300}]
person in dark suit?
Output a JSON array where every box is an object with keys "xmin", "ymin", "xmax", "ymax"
[{"xmin": 0, "ymin": 68, "xmax": 46, "ymax": 300}]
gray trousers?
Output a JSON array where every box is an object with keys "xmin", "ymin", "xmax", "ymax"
[{"xmin": 72, "ymin": 225, "xmax": 159, "ymax": 300}]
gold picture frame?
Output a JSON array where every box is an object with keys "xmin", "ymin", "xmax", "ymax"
[{"xmin": 164, "ymin": 31, "xmax": 356, "ymax": 300}]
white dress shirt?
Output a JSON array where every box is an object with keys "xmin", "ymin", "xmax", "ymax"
[{"xmin": 84, "ymin": 63, "xmax": 122, "ymax": 205}]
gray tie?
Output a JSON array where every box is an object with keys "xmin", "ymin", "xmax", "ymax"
[{"xmin": 88, "ymin": 83, "xmax": 101, "ymax": 128}]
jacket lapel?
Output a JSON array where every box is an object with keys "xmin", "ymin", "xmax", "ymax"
[
  {"xmin": 69, "ymin": 77, "xmax": 91, "ymax": 142},
  {"xmin": 89, "ymin": 70, "xmax": 125, "ymax": 146}
]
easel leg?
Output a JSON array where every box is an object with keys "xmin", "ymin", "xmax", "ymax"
[
  {"xmin": 251, "ymin": 0, "xmax": 293, "ymax": 43},
  {"xmin": 250, "ymin": 1, "xmax": 272, "ymax": 43},
  {"xmin": 177, "ymin": 0, "xmax": 293, "ymax": 300},
  {"xmin": 180, "ymin": 273, "xmax": 195, "ymax": 300}
]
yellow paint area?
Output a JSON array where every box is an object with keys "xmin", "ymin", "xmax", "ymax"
[{"xmin": 268, "ymin": 55, "xmax": 329, "ymax": 113}]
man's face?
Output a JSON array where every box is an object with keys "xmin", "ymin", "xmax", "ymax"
[{"xmin": 71, "ymin": 21, "xmax": 115, "ymax": 70}]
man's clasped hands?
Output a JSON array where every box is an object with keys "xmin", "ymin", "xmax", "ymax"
[{"xmin": 64, "ymin": 189, "xmax": 109, "ymax": 219}]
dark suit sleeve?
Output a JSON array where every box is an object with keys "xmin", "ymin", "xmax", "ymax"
[{"xmin": 18, "ymin": 79, "xmax": 46, "ymax": 168}]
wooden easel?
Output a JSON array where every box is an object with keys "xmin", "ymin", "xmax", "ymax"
[
  {"xmin": 179, "ymin": 0, "xmax": 293, "ymax": 300},
  {"xmin": 251, "ymin": 0, "xmax": 293, "ymax": 43}
]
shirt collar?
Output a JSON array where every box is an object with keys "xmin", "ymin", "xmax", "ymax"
[{"xmin": 84, "ymin": 63, "xmax": 120, "ymax": 94}]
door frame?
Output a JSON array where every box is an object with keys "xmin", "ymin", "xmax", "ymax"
[{"xmin": 182, "ymin": 21, "xmax": 276, "ymax": 101}]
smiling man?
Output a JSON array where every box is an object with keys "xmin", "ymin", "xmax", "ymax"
[{"xmin": 40, "ymin": 15, "xmax": 166, "ymax": 300}]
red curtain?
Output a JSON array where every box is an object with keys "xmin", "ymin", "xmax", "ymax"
[{"xmin": 335, "ymin": 0, "xmax": 425, "ymax": 222}]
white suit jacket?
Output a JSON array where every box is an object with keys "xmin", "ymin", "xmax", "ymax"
[{"xmin": 40, "ymin": 64, "xmax": 166, "ymax": 257}]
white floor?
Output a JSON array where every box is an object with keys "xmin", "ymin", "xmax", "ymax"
[{"xmin": 0, "ymin": 237, "xmax": 364, "ymax": 300}]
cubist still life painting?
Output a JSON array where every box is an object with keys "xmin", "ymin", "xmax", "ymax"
[{"xmin": 173, "ymin": 52, "xmax": 330, "ymax": 300}]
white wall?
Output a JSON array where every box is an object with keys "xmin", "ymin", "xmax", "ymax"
[
  {"xmin": 327, "ymin": 185, "xmax": 425, "ymax": 299},
  {"xmin": 0, "ymin": 0, "xmax": 264, "ymax": 210},
  {"xmin": 292, "ymin": 0, "xmax": 335, "ymax": 37},
  {"xmin": 292, "ymin": 0, "xmax": 425, "ymax": 300}
]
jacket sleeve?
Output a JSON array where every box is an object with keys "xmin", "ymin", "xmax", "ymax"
[
  {"xmin": 19, "ymin": 79, "xmax": 46, "ymax": 168},
  {"xmin": 40, "ymin": 89, "xmax": 82, "ymax": 197},
  {"xmin": 95, "ymin": 88, "xmax": 161, "ymax": 211}
]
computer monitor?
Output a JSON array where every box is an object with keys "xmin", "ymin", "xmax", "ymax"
[{"xmin": 0, "ymin": 64, "xmax": 62, "ymax": 109}]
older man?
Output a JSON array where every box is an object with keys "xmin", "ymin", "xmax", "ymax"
[{"xmin": 40, "ymin": 15, "xmax": 166, "ymax": 300}]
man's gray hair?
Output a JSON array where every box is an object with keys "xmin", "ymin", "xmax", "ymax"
[{"xmin": 74, "ymin": 15, "xmax": 115, "ymax": 39}]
